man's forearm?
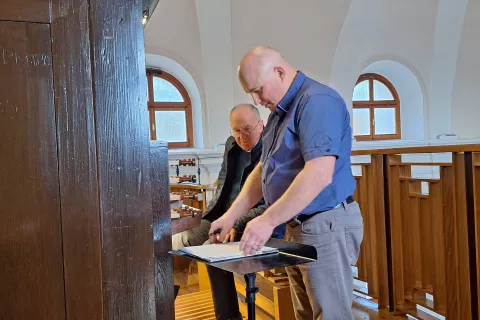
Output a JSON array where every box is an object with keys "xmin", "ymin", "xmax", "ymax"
[
  {"xmin": 262, "ymin": 157, "xmax": 334, "ymax": 227},
  {"xmin": 234, "ymin": 204, "xmax": 267, "ymax": 232},
  {"xmin": 224, "ymin": 162, "xmax": 264, "ymax": 221}
]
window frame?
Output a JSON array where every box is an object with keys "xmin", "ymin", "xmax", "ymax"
[
  {"xmin": 353, "ymin": 73, "xmax": 401, "ymax": 141},
  {"xmin": 147, "ymin": 68, "xmax": 194, "ymax": 148}
]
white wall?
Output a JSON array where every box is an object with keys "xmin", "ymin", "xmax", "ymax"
[
  {"xmin": 230, "ymin": 0, "xmax": 352, "ymax": 122},
  {"xmin": 143, "ymin": 0, "xmax": 480, "ymax": 148},
  {"xmin": 451, "ymin": 0, "xmax": 480, "ymax": 139},
  {"xmin": 364, "ymin": 61, "xmax": 425, "ymax": 140},
  {"xmin": 330, "ymin": 0, "xmax": 438, "ymax": 125},
  {"xmin": 195, "ymin": 0, "xmax": 235, "ymax": 148},
  {"xmin": 144, "ymin": 0, "xmax": 209, "ymax": 146},
  {"xmin": 426, "ymin": 0, "xmax": 469, "ymax": 139}
]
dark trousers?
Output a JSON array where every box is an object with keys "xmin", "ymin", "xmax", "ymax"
[{"xmin": 206, "ymin": 233, "xmax": 243, "ymax": 320}]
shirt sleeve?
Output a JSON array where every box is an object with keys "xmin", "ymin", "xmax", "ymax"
[{"xmin": 296, "ymin": 94, "xmax": 347, "ymax": 161}]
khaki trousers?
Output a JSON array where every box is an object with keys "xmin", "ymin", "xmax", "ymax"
[{"xmin": 285, "ymin": 201, "xmax": 364, "ymax": 320}]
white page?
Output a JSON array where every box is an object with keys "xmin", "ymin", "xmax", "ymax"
[{"xmin": 179, "ymin": 242, "xmax": 279, "ymax": 262}]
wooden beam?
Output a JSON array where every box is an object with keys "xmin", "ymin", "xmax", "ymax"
[
  {"xmin": 51, "ymin": 0, "xmax": 103, "ymax": 318},
  {"xmin": 87, "ymin": 0, "xmax": 156, "ymax": 318},
  {"xmin": 150, "ymin": 141, "xmax": 175, "ymax": 319}
]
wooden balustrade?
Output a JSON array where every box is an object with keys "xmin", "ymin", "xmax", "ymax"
[
  {"xmin": 176, "ymin": 144, "xmax": 480, "ymax": 319},
  {"xmin": 352, "ymin": 155, "xmax": 390, "ymax": 309},
  {"xmin": 351, "ymin": 145, "xmax": 480, "ymax": 319}
]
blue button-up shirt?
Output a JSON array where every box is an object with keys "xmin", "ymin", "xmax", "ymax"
[{"xmin": 261, "ymin": 71, "xmax": 355, "ymax": 216}]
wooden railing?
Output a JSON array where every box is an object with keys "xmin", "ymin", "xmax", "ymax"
[{"xmin": 351, "ymin": 145, "xmax": 480, "ymax": 319}]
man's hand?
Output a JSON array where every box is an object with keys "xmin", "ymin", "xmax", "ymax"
[
  {"xmin": 208, "ymin": 216, "xmax": 235, "ymax": 243},
  {"xmin": 239, "ymin": 215, "xmax": 275, "ymax": 255},
  {"xmin": 223, "ymin": 228, "xmax": 237, "ymax": 243}
]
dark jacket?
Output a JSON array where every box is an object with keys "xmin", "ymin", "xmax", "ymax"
[{"xmin": 202, "ymin": 136, "xmax": 285, "ymax": 238}]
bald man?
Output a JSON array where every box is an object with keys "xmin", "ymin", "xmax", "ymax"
[
  {"xmin": 172, "ymin": 104, "xmax": 286, "ymax": 303},
  {"xmin": 210, "ymin": 47, "xmax": 363, "ymax": 319}
]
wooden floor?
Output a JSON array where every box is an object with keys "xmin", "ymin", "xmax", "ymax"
[{"xmin": 175, "ymin": 290, "xmax": 406, "ymax": 320}]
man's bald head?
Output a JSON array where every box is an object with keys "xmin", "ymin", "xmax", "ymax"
[
  {"xmin": 230, "ymin": 103, "xmax": 260, "ymax": 119},
  {"xmin": 237, "ymin": 46, "xmax": 297, "ymax": 112},
  {"xmin": 238, "ymin": 46, "xmax": 285, "ymax": 83}
]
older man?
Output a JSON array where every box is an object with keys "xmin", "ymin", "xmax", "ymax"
[
  {"xmin": 210, "ymin": 47, "xmax": 364, "ymax": 320},
  {"xmin": 172, "ymin": 104, "xmax": 285, "ymax": 302}
]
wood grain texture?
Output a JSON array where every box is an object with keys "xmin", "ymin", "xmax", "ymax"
[
  {"xmin": 273, "ymin": 285, "xmax": 296, "ymax": 320},
  {"xmin": 474, "ymin": 153, "xmax": 480, "ymax": 318},
  {"xmin": 399, "ymin": 179, "xmax": 413, "ymax": 298},
  {"xmin": 441, "ymin": 166, "xmax": 460, "ymax": 319},
  {"xmin": 365, "ymin": 164, "xmax": 379, "ymax": 298},
  {"xmin": 409, "ymin": 197, "xmax": 422, "ymax": 290},
  {"xmin": 464, "ymin": 152, "xmax": 479, "ymax": 319},
  {"xmin": 430, "ymin": 181, "xmax": 447, "ymax": 312},
  {"xmin": 371, "ymin": 155, "xmax": 390, "ymax": 308},
  {"xmin": 0, "ymin": 0, "xmax": 51, "ymax": 23},
  {"xmin": 0, "ymin": 21, "xmax": 65, "ymax": 319},
  {"xmin": 387, "ymin": 158, "xmax": 405, "ymax": 308},
  {"xmin": 419, "ymin": 197, "xmax": 434, "ymax": 291},
  {"xmin": 150, "ymin": 140, "xmax": 175, "ymax": 320},
  {"xmin": 88, "ymin": 0, "xmax": 155, "ymax": 318},
  {"xmin": 453, "ymin": 153, "xmax": 473, "ymax": 320},
  {"xmin": 50, "ymin": 0, "xmax": 103, "ymax": 319}
]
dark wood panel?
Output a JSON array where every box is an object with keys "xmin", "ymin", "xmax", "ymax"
[
  {"xmin": 474, "ymin": 153, "xmax": 480, "ymax": 318},
  {"xmin": 365, "ymin": 164, "xmax": 379, "ymax": 298},
  {"xmin": 0, "ymin": 0, "xmax": 51, "ymax": 23},
  {"xmin": 0, "ymin": 21, "xmax": 65, "ymax": 319},
  {"xmin": 88, "ymin": 0, "xmax": 156, "ymax": 318},
  {"xmin": 371, "ymin": 155, "xmax": 390, "ymax": 308},
  {"xmin": 453, "ymin": 153, "xmax": 473, "ymax": 320},
  {"xmin": 150, "ymin": 141, "xmax": 175, "ymax": 320},
  {"xmin": 50, "ymin": 0, "xmax": 103, "ymax": 319},
  {"xmin": 388, "ymin": 162, "xmax": 406, "ymax": 307}
]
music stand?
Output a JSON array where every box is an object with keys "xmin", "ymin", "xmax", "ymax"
[{"xmin": 170, "ymin": 238, "xmax": 317, "ymax": 320}]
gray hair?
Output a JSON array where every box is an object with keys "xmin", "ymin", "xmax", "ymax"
[{"xmin": 230, "ymin": 104, "xmax": 261, "ymax": 120}]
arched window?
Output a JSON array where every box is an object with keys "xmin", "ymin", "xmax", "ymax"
[
  {"xmin": 147, "ymin": 68, "xmax": 193, "ymax": 148},
  {"xmin": 352, "ymin": 73, "xmax": 401, "ymax": 141}
]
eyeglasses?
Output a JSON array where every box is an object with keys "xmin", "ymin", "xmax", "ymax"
[{"xmin": 230, "ymin": 120, "xmax": 261, "ymax": 137}]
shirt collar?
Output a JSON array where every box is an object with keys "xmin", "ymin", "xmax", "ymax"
[{"xmin": 275, "ymin": 71, "xmax": 306, "ymax": 117}]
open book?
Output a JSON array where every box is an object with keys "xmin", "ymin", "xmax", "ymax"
[{"xmin": 179, "ymin": 242, "xmax": 279, "ymax": 262}]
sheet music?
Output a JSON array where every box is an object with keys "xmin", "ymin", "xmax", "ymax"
[{"xmin": 179, "ymin": 242, "xmax": 279, "ymax": 262}]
